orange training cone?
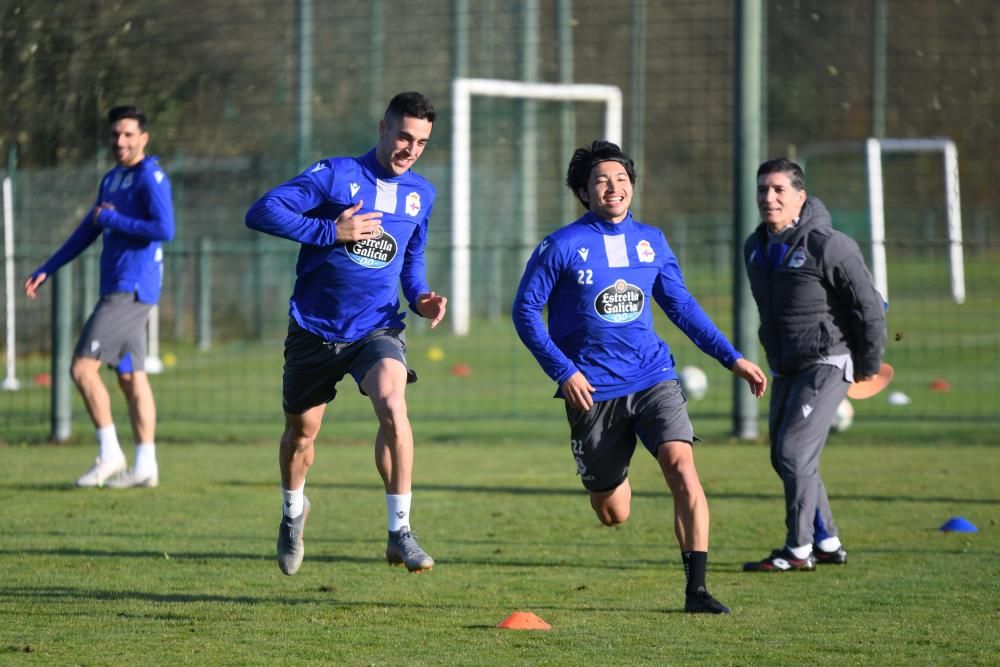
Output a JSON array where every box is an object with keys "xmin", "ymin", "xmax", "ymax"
[{"xmin": 497, "ymin": 611, "xmax": 551, "ymax": 630}]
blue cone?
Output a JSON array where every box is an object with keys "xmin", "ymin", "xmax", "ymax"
[{"xmin": 940, "ymin": 516, "xmax": 978, "ymax": 533}]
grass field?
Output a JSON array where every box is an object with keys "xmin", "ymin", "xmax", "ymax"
[
  {"xmin": 2, "ymin": 425, "xmax": 998, "ymax": 665},
  {"xmin": 3, "ymin": 251, "xmax": 998, "ymax": 444}
]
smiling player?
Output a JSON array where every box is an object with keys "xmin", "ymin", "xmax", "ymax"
[
  {"xmin": 25, "ymin": 105, "xmax": 173, "ymax": 490},
  {"xmin": 512, "ymin": 140, "xmax": 767, "ymax": 614},
  {"xmin": 246, "ymin": 92, "xmax": 446, "ymax": 577}
]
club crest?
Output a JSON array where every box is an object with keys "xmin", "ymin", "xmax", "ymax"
[
  {"xmin": 406, "ymin": 191, "xmax": 421, "ymax": 216},
  {"xmin": 789, "ymin": 247, "xmax": 807, "ymax": 268},
  {"xmin": 636, "ymin": 239, "xmax": 655, "ymax": 263}
]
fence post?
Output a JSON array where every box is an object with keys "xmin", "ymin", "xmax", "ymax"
[
  {"xmin": 197, "ymin": 237, "xmax": 212, "ymax": 350},
  {"xmin": 252, "ymin": 235, "xmax": 263, "ymax": 339},
  {"xmin": 80, "ymin": 249, "xmax": 98, "ymax": 326},
  {"xmin": 732, "ymin": 0, "xmax": 763, "ymax": 440},
  {"xmin": 50, "ymin": 270, "xmax": 73, "ymax": 442}
]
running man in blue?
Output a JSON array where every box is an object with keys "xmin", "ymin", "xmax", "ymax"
[
  {"xmin": 246, "ymin": 92, "xmax": 446, "ymax": 576},
  {"xmin": 513, "ymin": 141, "xmax": 767, "ymax": 614},
  {"xmin": 25, "ymin": 105, "xmax": 174, "ymax": 489}
]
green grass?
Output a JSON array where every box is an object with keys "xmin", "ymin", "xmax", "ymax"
[
  {"xmin": 2, "ymin": 432, "xmax": 998, "ymax": 665},
  {"xmin": 4, "ymin": 251, "xmax": 999, "ymax": 444}
]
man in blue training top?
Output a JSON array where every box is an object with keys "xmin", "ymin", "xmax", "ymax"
[
  {"xmin": 25, "ymin": 105, "xmax": 174, "ymax": 489},
  {"xmin": 512, "ymin": 140, "xmax": 768, "ymax": 614},
  {"xmin": 246, "ymin": 91, "xmax": 447, "ymax": 576}
]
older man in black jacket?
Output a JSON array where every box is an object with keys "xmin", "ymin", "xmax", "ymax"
[{"xmin": 742, "ymin": 158, "xmax": 886, "ymax": 572}]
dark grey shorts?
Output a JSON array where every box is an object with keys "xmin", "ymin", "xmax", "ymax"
[
  {"xmin": 282, "ymin": 320, "xmax": 416, "ymax": 415},
  {"xmin": 74, "ymin": 292, "xmax": 152, "ymax": 374},
  {"xmin": 565, "ymin": 380, "xmax": 695, "ymax": 492}
]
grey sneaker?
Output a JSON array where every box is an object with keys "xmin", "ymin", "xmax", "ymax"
[
  {"xmin": 277, "ymin": 496, "xmax": 310, "ymax": 576},
  {"xmin": 105, "ymin": 467, "xmax": 159, "ymax": 489},
  {"xmin": 76, "ymin": 455, "xmax": 127, "ymax": 488},
  {"xmin": 386, "ymin": 528, "xmax": 434, "ymax": 572}
]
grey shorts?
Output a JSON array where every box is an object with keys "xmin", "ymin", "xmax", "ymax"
[
  {"xmin": 565, "ymin": 380, "xmax": 695, "ymax": 492},
  {"xmin": 74, "ymin": 292, "xmax": 152, "ymax": 374},
  {"xmin": 282, "ymin": 320, "xmax": 416, "ymax": 415}
]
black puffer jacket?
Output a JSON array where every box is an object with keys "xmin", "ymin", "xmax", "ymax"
[{"xmin": 743, "ymin": 197, "xmax": 886, "ymax": 377}]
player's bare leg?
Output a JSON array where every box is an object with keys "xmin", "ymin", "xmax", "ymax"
[
  {"xmin": 658, "ymin": 440, "xmax": 729, "ymax": 614},
  {"xmin": 362, "ymin": 358, "xmax": 413, "ymax": 495},
  {"xmin": 275, "ymin": 403, "xmax": 324, "ymax": 575},
  {"xmin": 117, "ymin": 370, "xmax": 156, "ymax": 445},
  {"xmin": 71, "ymin": 356, "xmax": 113, "ymax": 429},
  {"xmin": 71, "ymin": 356, "xmax": 126, "ymax": 486},
  {"xmin": 362, "ymin": 358, "xmax": 433, "ymax": 572},
  {"xmin": 105, "ymin": 371, "xmax": 160, "ymax": 488},
  {"xmin": 657, "ymin": 440, "xmax": 708, "ymax": 551},
  {"xmin": 589, "ymin": 479, "xmax": 633, "ymax": 527},
  {"xmin": 281, "ymin": 404, "xmax": 324, "ymax": 491}
]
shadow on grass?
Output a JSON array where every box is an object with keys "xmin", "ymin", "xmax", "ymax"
[
  {"xmin": 0, "ymin": 546, "xmax": 670, "ymax": 570},
  {"xmin": 13, "ymin": 541, "xmax": 997, "ymax": 573},
  {"xmin": 0, "ymin": 585, "xmax": 382, "ymax": 607},
  {"xmin": 217, "ymin": 480, "xmax": 1000, "ymax": 506},
  {"xmin": 0, "ymin": 584, "xmax": 693, "ymax": 615},
  {"xmin": 0, "ymin": 482, "xmax": 81, "ymax": 492},
  {"xmin": 4, "ymin": 482, "xmax": 995, "ymax": 507}
]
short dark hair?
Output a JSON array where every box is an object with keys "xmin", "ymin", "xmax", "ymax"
[
  {"xmin": 384, "ymin": 92, "xmax": 436, "ymax": 125},
  {"xmin": 566, "ymin": 140, "xmax": 637, "ymax": 208},
  {"xmin": 107, "ymin": 105, "xmax": 147, "ymax": 130},
  {"xmin": 757, "ymin": 157, "xmax": 805, "ymax": 190}
]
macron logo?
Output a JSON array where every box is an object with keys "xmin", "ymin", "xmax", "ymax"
[
  {"xmin": 578, "ymin": 247, "xmax": 589, "ymax": 261},
  {"xmin": 350, "ymin": 182, "xmax": 360, "ymax": 197},
  {"xmin": 538, "ymin": 240, "xmax": 550, "ymax": 254},
  {"xmin": 802, "ymin": 404, "xmax": 813, "ymax": 418},
  {"xmin": 310, "ymin": 162, "xmax": 327, "ymax": 173}
]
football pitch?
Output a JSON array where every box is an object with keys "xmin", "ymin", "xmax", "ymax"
[{"xmin": 2, "ymin": 423, "xmax": 998, "ymax": 665}]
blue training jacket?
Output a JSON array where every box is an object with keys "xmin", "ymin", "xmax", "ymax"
[
  {"xmin": 34, "ymin": 156, "xmax": 174, "ymax": 304},
  {"xmin": 245, "ymin": 149, "xmax": 434, "ymax": 342},
  {"xmin": 512, "ymin": 211, "xmax": 742, "ymax": 402}
]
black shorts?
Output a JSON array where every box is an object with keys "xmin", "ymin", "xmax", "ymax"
[
  {"xmin": 282, "ymin": 320, "xmax": 416, "ymax": 415},
  {"xmin": 75, "ymin": 292, "xmax": 152, "ymax": 374},
  {"xmin": 565, "ymin": 380, "xmax": 695, "ymax": 492}
]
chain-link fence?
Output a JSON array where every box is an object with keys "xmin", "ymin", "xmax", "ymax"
[{"xmin": 2, "ymin": 0, "xmax": 998, "ymax": 441}]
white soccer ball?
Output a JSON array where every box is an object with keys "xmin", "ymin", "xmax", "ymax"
[
  {"xmin": 831, "ymin": 398, "xmax": 854, "ymax": 433},
  {"xmin": 679, "ymin": 366, "xmax": 708, "ymax": 401}
]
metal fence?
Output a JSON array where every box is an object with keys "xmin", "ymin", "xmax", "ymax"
[{"xmin": 2, "ymin": 0, "xmax": 998, "ymax": 441}]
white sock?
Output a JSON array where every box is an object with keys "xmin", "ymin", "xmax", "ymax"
[
  {"xmin": 134, "ymin": 443, "xmax": 157, "ymax": 475},
  {"xmin": 282, "ymin": 484, "xmax": 305, "ymax": 519},
  {"xmin": 386, "ymin": 493, "xmax": 412, "ymax": 533},
  {"xmin": 817, "ymin": 536, "xmax": 843, "ymax": 552},
  {"xmin": 96, "ymin": 424, "xmax": 124, "ymax": 462},
  {"xmin": 787, "ymin": 543, "xmax": 814, "ymax": 559}
]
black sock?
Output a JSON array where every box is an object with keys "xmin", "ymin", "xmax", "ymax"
[{"xmin": 682, "ymin": 551, "xmax": 708, "ymax": 595}]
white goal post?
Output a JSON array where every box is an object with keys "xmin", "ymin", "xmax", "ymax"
[
  {"xmin": 2, "ymin": 177, "xmax": 19, "ymax": 390},
  {"xmin": 800, "ymin": 137, "xmax": 965, "ymax": 305},
  {"xmin": 450, "ymin": 78, "xmax": 624, "ymax": 335}
]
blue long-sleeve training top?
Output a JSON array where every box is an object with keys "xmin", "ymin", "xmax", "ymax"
[
  {"xmin": 512, "ymin": 211, "xmax": 742, "ymax": 402},
  {"xmin": 34, "ymin": 156, "xmax": 174, "ymax": 304},
  {"xmin": 245, "ymin": 149, "xmax": 434, "ymax": 342}
]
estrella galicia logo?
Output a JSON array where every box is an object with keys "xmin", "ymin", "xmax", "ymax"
[
  {"xmin": 345, "ymin": 226, "xmax": 398, "ymax": 268},
  {"xmin": 594, "ymin": 279, "xmax": 644, "ymax": 323}
]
